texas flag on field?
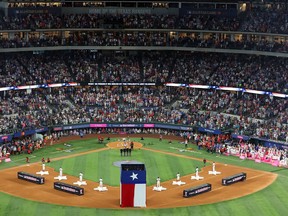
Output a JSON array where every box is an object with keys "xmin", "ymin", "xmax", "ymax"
[{"xmin": 120, "ymin": 167, "xmax": 146, "ymax": 207}]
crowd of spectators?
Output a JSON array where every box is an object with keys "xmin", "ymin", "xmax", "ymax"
[
  {"xmin": 142, "ymin": 51, "xmax": 174, "ymax": 83},
  {"xmin": 1, "ymin": 32, "xmax": 287, "ymax": 53},
  {"xmin": 3, "ymin": 85, "xmax": 286, "ymax": 142},
  {"xmin": 173, "ymin": 86, "xmax": 287, "ymax": 139},
  {"xmin": 2, "ymin": 51, "xmax": 286, "ymax": 93},
  {"xmin": 194, "ymin": 133, "xmax": 288, "ymax": 166},
  {"xmin": 67, "ymin": 50, "xmax": 100, "ymax": 82},
  {"xmin": 0, "ymin": 56, "xmax": 34, "ymax": 87},
  {"xmin": 101, "ymin": 55, "xmax": 141, "ymax": 82},
  {"xmin": 21, "ymin": 54, "xmax": 71, "ymax": 84},
  {"xmin": 0, "ymin": 135, "xmax": 47, "ymax": 159},
  {"xmin": 0, "ymin": 8, "xmax": 287, "ymax": 34},
  {"xmin": 239, "ymin": 7, "xmax": 288, "ymax": 34},
  {"xmin": 0, "ymin": 8, "xmax": 288, "ymax": 52},
  {"xmin": 167, "ymin": 52, "xmax": 288, "ymax": 93}
]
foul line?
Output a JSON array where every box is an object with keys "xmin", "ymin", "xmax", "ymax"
[
  {"xmin": 215, "ymin": 155, "xmax": 244, "ymax": 162},
  {"xmin": 51, "ymin": 147, "xmax": 82, "ymax": 154},
  {"xmin": 169, "ymin": 146, "xmax": 202, "ymax": 154},
  {"xmin": 11, "ymin": 155, "xmax": 37, "ymax": 163}
]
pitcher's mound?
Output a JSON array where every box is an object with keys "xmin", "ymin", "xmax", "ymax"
[{"xmin": 106, "ymin": 141, "xmax": 143, "ymax": 149}]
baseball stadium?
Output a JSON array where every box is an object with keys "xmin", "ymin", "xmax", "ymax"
[{"xmin": 0, "ymin": 0, "xmax": 288, "ymax": 216}]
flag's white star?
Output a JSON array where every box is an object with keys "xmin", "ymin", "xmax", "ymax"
[{"xmin": 130, "ymin": 172, "xmax": 138, "ymax": 180}]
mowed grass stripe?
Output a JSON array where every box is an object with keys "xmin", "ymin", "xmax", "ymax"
[
  {"xmin": 108, "ymin": 150, "xmax": 120, "ymax": 185},
  {"xmin": 34, "ymin": 202, "xmax": 54, "ymax": 216},
  {"xmin": 214, "ymin": 202, "xmax": 230, "ymax": 216},
  {"xmin": 144, "ymin": 149, "xmax": 159, "ymax": 183},
  {"xmin": 257, "ymin": 194, "xmax": 280, "ymax": 216},
  {"xmin": 201, "ymin": 204, "xmax": 221, "ymax": 216},
  {"xmin": 61, "ymin": 156, "xmax": 77, "ymax": 176},
  {"xmin": 231, "ymin": 193, "xmax": 276, "ymax": 216},
  {"xmin": 5, "ymin": 195, "xmax": 36, "ymax": 216},
  {"xmin": 97, "ymin": 149, "xmax": 108, "ymax": 181},
  {"xmin": 85, "ymin": 151, "xmax": 99, "ymax": 181},
  {"xmin": 2, "ymin": 195, "xmax": 19, "ymax": 216},
  {"xmin": 73, "ymin": 152, "xmax": 87, "ymax": 174},
  {"xmin": 152, "ymin": 154, "xmax": 172, "ymax": 181},
  {"xmin": 0, "ymin": 192, "xmax": 12, "ymax": 216},
  {"xmin": 48, "ymin": 158, "xmax": 63, "ymax": 173},
  {"xmin": 64, "ymin": 205, "xmax": 82, "ymax": 216},
  {"xmin": 47, "ymin": 204, "xmax": 66, "ymax": 216},
  {"xmin": 211, "ymin": 176, "xmax": 287, "ymax": 216},
  {"xmin": 259, "ymin": 175, "xmax": 288, "ymax": 215},
  {"xmin": 97, "ymin": 148, "xmax": 123, "ymax": 185}
]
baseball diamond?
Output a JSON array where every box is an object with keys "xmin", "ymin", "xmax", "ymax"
[{"xmin": 0, "ymin": 134, "xmax": 277, "ymax": 209}]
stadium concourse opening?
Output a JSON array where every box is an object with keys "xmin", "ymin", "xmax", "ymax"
[{"xmin": 0, "ymin": 134, "xmax": 277, "ymax": 209}]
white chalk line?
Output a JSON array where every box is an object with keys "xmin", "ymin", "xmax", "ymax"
[
  {"xmin": 11, "ymin": 155, "xmax": 37, "ymax": 162},
  {"xmin": 51, "ymin": 147, "xmax": 82, "ymax": 154},
  {"xmin": 215, "ymin": 155, "xmax": 245, "ymax": 162},
  {"xmin": 169, "ymin": 146, "xmax": 202, "ymax": 154}
]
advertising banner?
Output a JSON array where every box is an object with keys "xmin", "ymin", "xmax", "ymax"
[{"xmin": 198, "ymin": 127, "xmax": 221, "ymax": 135}]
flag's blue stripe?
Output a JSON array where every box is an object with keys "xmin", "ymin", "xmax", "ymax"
[{"xmin": 121, "ymin": 170, "xmax": 146, "ymax": 184}]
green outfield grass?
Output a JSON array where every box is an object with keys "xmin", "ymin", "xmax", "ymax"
[{"xmin": 1, "ymin": 136, "xmax": 288, "ymax": 216}]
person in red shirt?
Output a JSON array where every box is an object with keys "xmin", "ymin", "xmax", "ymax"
[{"xmin": 203, "ymin": 158, "xmax": 207, "ymax": 167}]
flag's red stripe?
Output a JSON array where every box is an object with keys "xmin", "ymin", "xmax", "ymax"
[{"xmin": 121, "ymin": 184, "xmax": 135, "ymax": 207}]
